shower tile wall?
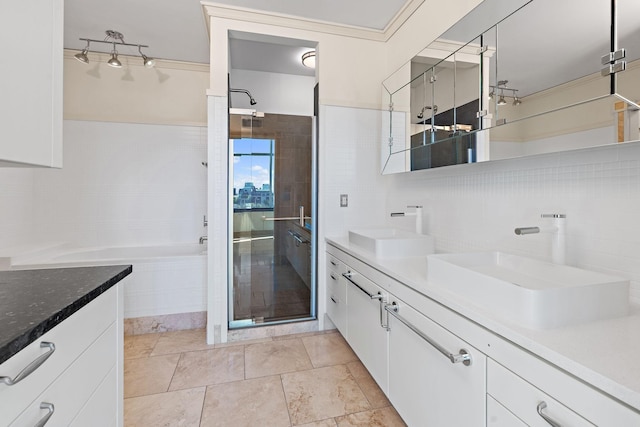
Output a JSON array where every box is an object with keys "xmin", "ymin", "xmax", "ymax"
[{"xmin": 32, "ymin": 120, "xmax": 208, "ymax": 247}]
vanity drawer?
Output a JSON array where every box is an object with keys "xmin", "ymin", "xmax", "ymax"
[
  {"xmin": 0, "ymin": 287, "xmax": 117, "ymax": 425},
  {"xmin": 326, "ymin": 254, "xmax": 344, "ymax": 273},
  {"xmin": 70, "ymin": 365, "xmax": 118, "ymax": 427},
  {"xmin": 487, "ymin": 395, "xmax": 526, "ymax": 426},
  {"xmin": 488, "ymin": 359, "xmax": 593, "ymax": 426},
  {"xmin": 10, "ymin": 322, "xmax": 117, "ymax": 427},
  {"xmin": 326, "ymin": 266, "xmax": 347, "ymax": 335}
]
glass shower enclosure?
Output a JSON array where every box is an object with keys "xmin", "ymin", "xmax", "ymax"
[{"xmin": 228, "ymin": 108, "xmax": 315, "ymax": 328}]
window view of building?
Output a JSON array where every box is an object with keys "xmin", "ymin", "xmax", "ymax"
[{"xmin": 233, "ymin": 138, "xmax": 275, "ymax": 210}]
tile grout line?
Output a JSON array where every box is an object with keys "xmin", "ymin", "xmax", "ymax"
[{"xmin": 279, "ymin": 373, "xmax": 294, "ymax": 427}]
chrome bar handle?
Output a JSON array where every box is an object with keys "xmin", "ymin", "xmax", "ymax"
[
  {"xmin": 537, "ymin": 402, "xmax": 562, "ymax": 427},
  {"xmin": 329, "ymin": 273, "xmax": 338, "ymax": 281},
  {"xmin": 1, "ymin": 342, "xmax": 56, "ymax": 386},
  {"xmin": 329, "ymin": 260, "xmax": 338, "ymax": 267},
  {"xmin": 385, "ymin": 303, "xmax": 471, "ymax": 366},
  {"xmin": 342, "ymin": 272, "xmax": 373, "ymax": 298},
  {"xmin": 330, "ymin": 296, "xmax": 338, "ymax": 304},
  {"xmin": 34, "ymin": 402, "xmax": 55, "ymax": 427}
]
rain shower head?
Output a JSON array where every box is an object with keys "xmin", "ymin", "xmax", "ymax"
[{"xmin": 230, "ymin": 88, "xmax": 257, "ymax": 106}]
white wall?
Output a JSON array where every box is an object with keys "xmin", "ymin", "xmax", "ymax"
[
  {"xmin": 0, "ymin": 169, "xmax": 35, "ymax": 253},
  {"xmin": 230, "ymin": 69, "xmax": 315, "ymax": 116},
  {"xmin": 32, "ymin": 120, "xmax": 207, "ymax": 247},
  {"xmin": 383, "ymin": 141, "xmax": 640, "ymax": 304}
]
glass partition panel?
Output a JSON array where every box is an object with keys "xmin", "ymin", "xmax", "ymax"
[
  {"xmin": 614, "ymin": 0, "xmax": 640, "ymax": 143},
  {"xmin": 382, "ymin": 0, "xmax": 631, "ymax": 175}
]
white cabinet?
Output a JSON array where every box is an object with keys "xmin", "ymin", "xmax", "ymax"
[
  {"xmin": 325, "ymin": 243, "xmax": 640, "ymax": 426},
  {"xmin": 0, "ymin": 0, "xmax": 63, "ymax": 167},
  {"xmin": 386, "ymin": 296, "xmax": 486, "ymax": 427},
  {"xmin": 343, "ymin": 268, "xmax": 388, "ymax": 393},
  {"xmin": 0, "ymin": 285, "xmax": 123, "ymax": 426}
]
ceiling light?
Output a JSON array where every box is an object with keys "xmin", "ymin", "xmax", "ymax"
[
  {"xmin": 497, "ymin": 91, "xmax": 507, "ymax": 106},
  {"xmin": 75, "ymin": 40, "xmax": 90, "ymax": 64},
  {"xmin": 488, "ymin": 90, "xmax": 494, "ymax": 100},
  {"xmin": 76, "ymin": 30, "xmax": 154, "ymax": 69},
  {"xmin": 513, "ymin": 97, "xmax": 522, "ymax": 106},
  {"xmin": 302, "ymin": 50, "xmax": 316, "ymax": 68},
  {"xmin": 107, "ymin": 44, "xmax": 122, "ymax": 68},
  {"xmin": 139, "ymin": 45, "xmax": 155, "ymax": 68}
]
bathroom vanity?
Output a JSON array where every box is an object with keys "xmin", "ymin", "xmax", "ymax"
[
  {"xmin": 0, "ymin": 265, "xmax": 132, "ymax": 426},
  {"xmin": 326, "ymin": 238, "xmax": 640, "ymax": 426}
]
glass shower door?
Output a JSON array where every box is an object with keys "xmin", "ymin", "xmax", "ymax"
[{"xmin": 229, "ymin": 110, "xmax": 314, "ymax": 328}]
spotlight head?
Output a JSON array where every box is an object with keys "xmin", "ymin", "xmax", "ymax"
[
  {"xmin": 107, "ymin": 52, "xmax": 122, "ymax": 68},
  {"xmin": 75, "ymin": 49, "xmax": 89, "ymax": 64},
  {"xmin": 497, "ymin": 96, "xmax": 507, "ymax": 106},
  {"xmin": 142, "ymin": 54, "xmax": 156, "ymax": 68},
  {"xmin": 513, "ymin": 97, "xmax": 522, "ymax": 106},
  {"xmin": 138, "ymin": 46, "xmax": 156, "ymax": 68}
]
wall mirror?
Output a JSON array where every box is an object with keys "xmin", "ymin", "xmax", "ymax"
[{"xmin": 382, "ymin": 0, "xmax": 640, "ymax": 174}]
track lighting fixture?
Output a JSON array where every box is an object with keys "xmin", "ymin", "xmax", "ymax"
[
  {"xmin": 75, "ymin": 30, "xmax": 155, "ymax": 69},
  {"xmin": 489, "ymin": 80, "xmax": 522, "ymax": 106}
]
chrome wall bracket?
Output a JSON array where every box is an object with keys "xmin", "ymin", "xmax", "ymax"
[{"xmin": 601, "ymin": 48, "xmax": 627, "ymax": 76}]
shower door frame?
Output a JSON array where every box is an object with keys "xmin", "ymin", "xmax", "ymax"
[{"xmin": 227, "ymin": 108, "xmax": 318, "ymax": 329}]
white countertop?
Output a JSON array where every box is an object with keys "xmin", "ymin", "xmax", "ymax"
[{"xmin": 326, "ymin": 236, "xmax": 640, "ymax": 411}]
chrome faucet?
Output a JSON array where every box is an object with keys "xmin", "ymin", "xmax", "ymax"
[
  {"xmin": 199, "ymin": 236, "xmax": 208, "ymax": 245},
  {"xmin": 391, "ymin": 205, "xmax": 423, "ymax": 234},
  {"xmin": 515, "ymin": 214, "xmax": 566, "ymax": 264}
]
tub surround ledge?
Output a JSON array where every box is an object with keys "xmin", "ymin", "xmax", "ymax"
[{"xmin": 0, "ymin": 265, "xmax": 132, "ymax": 364}]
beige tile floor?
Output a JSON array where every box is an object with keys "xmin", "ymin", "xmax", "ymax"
[{"xmin": 124, "ymin": 329, "xmax": 407, "ymax": 427}]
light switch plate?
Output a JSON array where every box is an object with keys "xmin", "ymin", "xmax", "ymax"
[{"xmin": 340, "ymin": 194, "xmax": 348, "ymax": 207}]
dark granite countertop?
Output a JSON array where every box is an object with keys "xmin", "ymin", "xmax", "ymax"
[{"xmin": 0, "ymin": 265, "xmax": 132, "ymax": 364}]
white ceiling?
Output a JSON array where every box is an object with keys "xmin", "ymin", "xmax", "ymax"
[
  {"xmin": 64, "ymin": 0, "xmax": 409, "ymax": 68},
  {"xmin": 64, "ymin": 0, "xmax": 640, "ymax": 95}
]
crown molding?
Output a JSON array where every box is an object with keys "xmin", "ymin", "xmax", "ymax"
[
  {"xmin": 64, "ymin": 49, "xmax": 210, "ymax": 72},
  {"xmin": 201, "ymin": 0, "xmax": 425, "ymax": 42}
]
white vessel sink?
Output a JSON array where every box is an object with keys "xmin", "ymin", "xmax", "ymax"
[
  {"xmin": 427, "ymin": 251, "xmax": 629, "ymax": 329},
  {"xmin": 348, "ymin": 228, "xmax": 435, "ymax": 258}
]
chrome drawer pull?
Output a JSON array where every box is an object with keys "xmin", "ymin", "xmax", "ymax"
[
  {"xmin": 342, "ymin": 272, "xmax": 373, "ymax": 298},
  {"xmin": 330, "ymin": 296, "xmax": 338, "ymax": 304},
  {"xmin": 330, "ymin": 260, "xmax": 338, "ymax": 267},
  {"xmin": 385, "ymin": 304, "xmax": 471, "ymax": 366},
  {"xmin": 1, "ymin": 342, "xmax": 56, "ymax": 386},
  {"xmin": 537, "ymin": 401, "xmax": 562, "ymax": 427},
  {"xmin": 330, "ymin": 273, "xmax": 337, "ymax": 281},
  {"xmin": 34, "ymin": 402, "xmax": 55, "ymax": 427}
]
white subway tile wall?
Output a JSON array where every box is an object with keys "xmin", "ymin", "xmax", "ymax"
[
  {"xmin": 32, "ymin": 120, "xmax": 207, "ymax": 247},
  {"xmin": 384, "ymin": 138, "xmax": 640, "ymax": 305}
]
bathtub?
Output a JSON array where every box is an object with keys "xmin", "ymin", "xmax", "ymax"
[{"xmin": 14, "ymin": 244, "xmax": 207, "ymax": 323}]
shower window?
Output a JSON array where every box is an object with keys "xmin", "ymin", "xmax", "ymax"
[{"xmin": 233, "ymin": 139, "xmax": 275, "ymax": 210}]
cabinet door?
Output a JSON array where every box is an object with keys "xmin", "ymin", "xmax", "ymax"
[
  {"xmin": 387, "ymin": 298, "xmax": 486, "ymax": 427},
  {"xmin": 344, "ymin": 269, "xmax": 388, "ymax": 393},
  {"xmin": 0, "ymin": 0, "xmax": 63, "ymax": 167}
]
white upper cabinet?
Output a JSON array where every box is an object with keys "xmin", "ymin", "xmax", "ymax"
[{"xmin": 0, "ymin": 0, "xmax": 63, "ymax": 167}]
